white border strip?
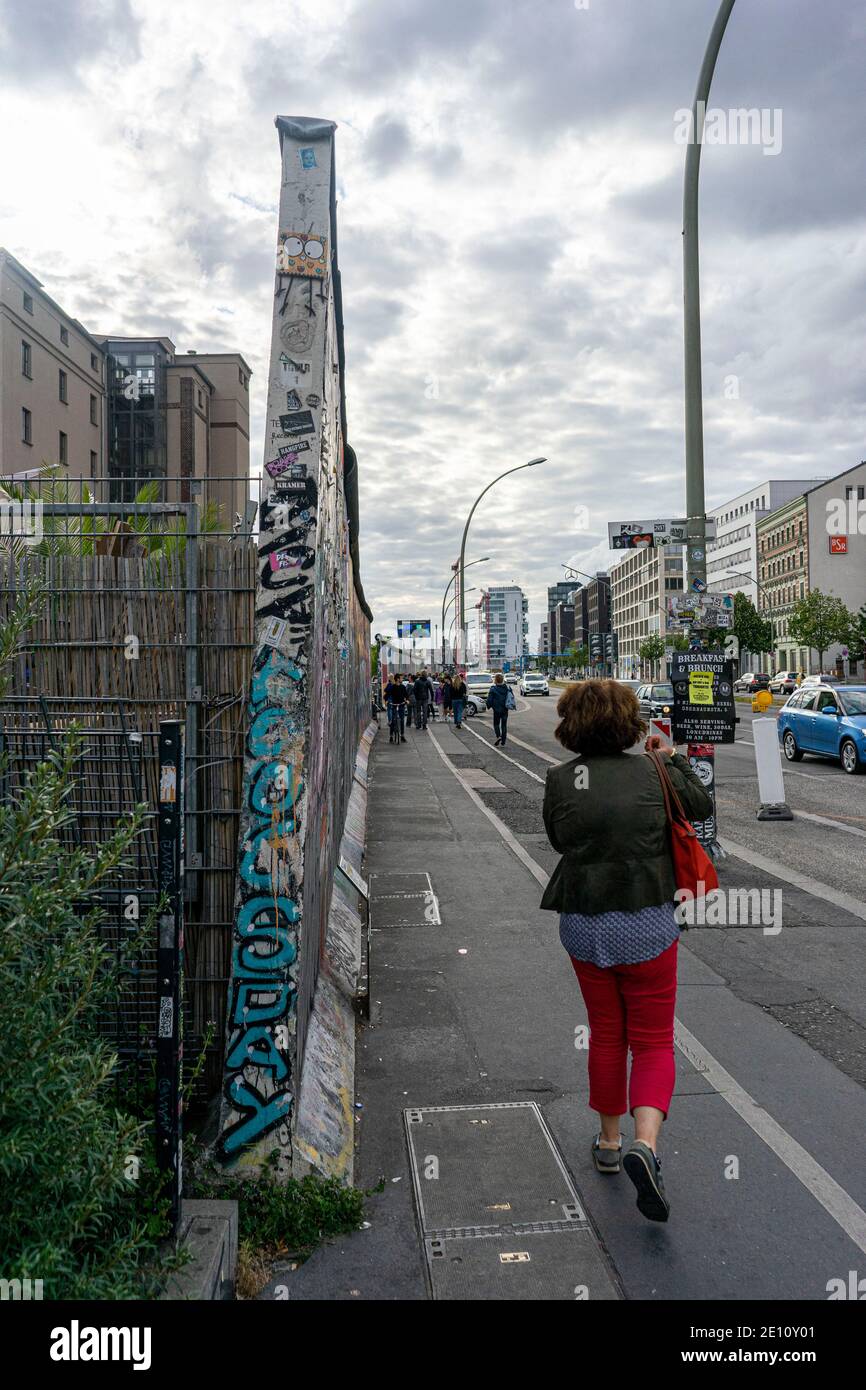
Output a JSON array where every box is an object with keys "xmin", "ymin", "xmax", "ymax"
[{"xmin": 719, "ymin": 838, "xmax": 866, "ymax": 924}]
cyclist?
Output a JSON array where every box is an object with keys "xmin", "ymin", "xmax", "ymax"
[{"xmin": 384, "ymin": 673, "xmax": 409, "ymax": 743}]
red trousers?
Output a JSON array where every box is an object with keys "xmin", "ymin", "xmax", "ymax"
[{"xmin": 570, "ymin": 941, "xmax": 678, "ymax": 1118}]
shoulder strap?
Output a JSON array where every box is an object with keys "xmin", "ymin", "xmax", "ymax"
[{"xmin": 646, "ymin": 750, "xmax": 691, "ymax": 826}]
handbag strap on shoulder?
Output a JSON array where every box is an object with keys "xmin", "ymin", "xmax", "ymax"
[{"xmin": 646, "ymin": 749, "xmax": 690, "ymax": 826}]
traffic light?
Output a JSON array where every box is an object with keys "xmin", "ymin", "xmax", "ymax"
[
  {"xmin": 590, "ymin": 634, "xmax": 602, "ymax": 661},
  {"xmin": 611, "ymin": 632, "xmax": 619, "ymax": 661},
  {"xmin": 603, "ymin": 633, "xmax": 612, "ymax": 661}
]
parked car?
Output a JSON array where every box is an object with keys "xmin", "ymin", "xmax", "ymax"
[
  {"xmin": 801, "ymin": 673, "xmax": 843, "ymax": 687},
  {"xmin": 520, "ymin": 672, "xmax": 550, "ymax": 697},
  {"xmin": 637, "ymin": 682, "xmax": 674, "ymax": 719},
  {"xmin": 769, "ymin": 670, "xmax": 799, "ymax": 694},
  {"xmin": 616, "ymin": 679, "xmax": 643, "ymax": 692},
  {"xmin": 464, "ymin": 671, "xmax": 495, "ymax": 717},
  {"xmin": 778, "ymin": 684, "xmax": 866, "ymax": 775},
  {"xmin": 733, "ymin": 672, "xmax": 771, "ymax": 694}
]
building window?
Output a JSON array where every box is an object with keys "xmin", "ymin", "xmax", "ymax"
[
  {"xmin": 21, "ymin": 340, "xmax": 32, "ymax": 377},
  {"xmin": 59, "ymin": 369, "xmax": 68, "ymax": 403},
  {"xmin": 60, "ymin": 325, "xmax": 69, "ymax": 346},
  {"xmin": 90, "ymin": 394, "xmax": 98, "ymax": 425},
  {"xmin": 197, "ymin": 389, "xmax": 203, "ymax": 408},
  {"xmin": 23, "ymin": 291, "xmax": 33, "ymax": 314},
  {"xmin": 90, "ymin": 450, "xmax": 98, "ymax": 474},
  {"xmin": 22, "ymin": 407, "xmax": 32, "ymax": 444},
  {"xmin": 59, "ymin": 431, "xmax": 68, "ymax": 466},
  {"xmin": 90, "ymin": 352, "xmax": 99, "ymax": 371}
]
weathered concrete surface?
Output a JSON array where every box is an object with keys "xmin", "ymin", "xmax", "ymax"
[{"xmin": 161, "ymin": 1200, "xmax": 238, "ymax": 1301}]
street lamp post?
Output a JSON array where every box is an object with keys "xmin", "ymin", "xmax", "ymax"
[
  {"xmin": 457, "ymin": 459, "xmax": 545, "ymax": 665},
  {"xmin": 683, "ymin": 0, "xmax": 737, "ymax": 601},
  {"xmin": 442, "ymin": 556, "xmax": 490, "ymax": 665}
]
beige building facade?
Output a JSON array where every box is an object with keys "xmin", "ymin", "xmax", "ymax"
[
  {"xmin": 1, "ymin": 250, "xmax": 251, "ymax": 522},
  {"xmin": 610, "ymin": 544, "xmax": 686, "ymax": 678}
]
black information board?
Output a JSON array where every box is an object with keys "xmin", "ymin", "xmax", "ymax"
[{"xmin": 671, "ymin": 651, "xmax": 736, "ymax": 745}]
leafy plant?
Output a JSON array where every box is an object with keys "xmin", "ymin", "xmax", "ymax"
[
  {"xmin": 789, "ymin": 590, "xmax": 854, "ymax": 672},
  {"xmin": 0, "ymin": 590, "xmax": 174, "ymax": 1298}
]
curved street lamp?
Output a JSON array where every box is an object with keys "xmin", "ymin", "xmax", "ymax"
[
  {"xmin": 458, "ymin": 458, "xmax": 546, "ymax": 663},
  {"xmin": 442, "ymin": 556, "xmax": 490, "ymax": 664}
]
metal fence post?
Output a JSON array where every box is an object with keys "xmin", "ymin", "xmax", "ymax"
[{"xmin": 157, "ymin": 719, "xmax": 184, "ymax": 1231}]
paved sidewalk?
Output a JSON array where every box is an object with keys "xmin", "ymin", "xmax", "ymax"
[{"xmin": 262, "ymin": 716, "xmax": 866, "ymax": 1301}]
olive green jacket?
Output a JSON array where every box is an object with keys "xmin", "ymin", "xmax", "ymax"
[{"xmin": 540, "ymin": 752, "xmax": 713, "ymax": 915}]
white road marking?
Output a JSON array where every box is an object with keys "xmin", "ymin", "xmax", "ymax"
[
  {"xmin": 428, "ymin": 728, "xmax": 866, "ymax": 1258},
  {"xmin": 794, "ymin": 809, "xmax": 866, "ymax": 839},
  {"xmin": 673, "ymin": 1020, "xmax": 866, "ymax": 1256},
  {"xmin": 718, "ymin": 837, "xmax": 866, "ymax": 924},
  {"xmin": 462, "ymin": 722, "xmax": 546, "ymax": 784}
]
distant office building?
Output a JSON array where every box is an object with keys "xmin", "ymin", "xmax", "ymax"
[
  {"xmin": 707, "ymin": 479, "xmax": 823, "ymax": 605},
  {"xmin": 477, "ymin": 585, "xmax": 529, "ymax": 667},
  {"xmin": 538, "ymin": 621, "xmax": 549, "ymax": 655},
  {"xmin": 584, "ymin": 572, "xmax": 611, "ymax": 640},
  {"xmin": 0, "ymin": 249, "xmax": 251, "ymax": 523},
  {"xmin": 547, "ymin": 580, "xmax": 575, "ymax": 611},
  {"xmin": 610, "ymin": 545, "xmax": 686, "ymax": 677},
  {"xmin": 548, "ymin": 600, "xmax": 576, "ymax": 657}
]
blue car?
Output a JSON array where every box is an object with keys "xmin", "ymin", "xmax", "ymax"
[{"xmin": 777, "ymin": 683, "xmax": 866, "ymax": 775}]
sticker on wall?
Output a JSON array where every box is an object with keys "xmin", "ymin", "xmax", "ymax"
[
  {"xmin": 269, "ymin": 547, "xmax": 307, "ymax": 573},
  {"xmin": 298, "ymin": 147, "xmax": 318, "ymax": 170},
  {"xmin": 266, "ymin": 452, "xmax": 310, "ymax": 481},
  {"xmin": 305, "ymin": 393, "xmax": 321, "ymax": 408},
  {"xmin": 262, "ymin": 616, "xmax": 289, "ymax": 649},
  {"xmin": 285, "ymin": 389, "xmax": 302, "ymax": 411},
  {"xmin": 159, "ymin": 765, "xmax": 177, "ymax": 804},
  {"xmin": 276, "ymin": 232, "xmax": 327, "ymax": 278},
  {"xmin": 279, "ymin": 410, "xmax": 316, "ymax": 436},
  {"xmin": 279, "ymin": 319, "xmax": 314, "ymax": 353}
]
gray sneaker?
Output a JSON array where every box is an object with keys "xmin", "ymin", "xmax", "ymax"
[
  {"xmin": 591, "ymin": 1134, "xmax": 622, "ymax": 1174},
  {"xmin": 623, "ymin": 1141, "xmax": 670, "ymax": 1222}
]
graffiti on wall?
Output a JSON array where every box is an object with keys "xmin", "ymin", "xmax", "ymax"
[{"xmin": 219, "ymin": 117, "xmax": 370, "ymax": 1172}]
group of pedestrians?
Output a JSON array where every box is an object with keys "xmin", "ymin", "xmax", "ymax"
[{"xmin": 383, "ymin": 670, "xmax": 470, "ymax": 742}]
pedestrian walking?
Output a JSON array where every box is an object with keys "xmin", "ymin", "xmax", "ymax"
[
  {"xmin": 413, "ymin": 670, "xmax": 435, "ymax": 729},
  {"xmin": 441, "ymin": 675, "xmax": 453, "ymax": 721},
  {"xmin": 540, "ymin": 679, "xmax": 712, "ymax": 1223},
  {"xmin": 451, "ymin": 673, "xmax": 467, "ymax": 728},
  {"xmin": 405, "ymin": 674, "xmax": 416, "ymax": 730},
  {"xmin": 384, "ymin": 673, "xmax": 409, "ymax": 743},
  {"xmin": 485, "ymin": 672, "xmax": 513, "ymax": 746},
  {"xmin": 431, "ymin": 675, "xmax": 443, "ymax": 721}
]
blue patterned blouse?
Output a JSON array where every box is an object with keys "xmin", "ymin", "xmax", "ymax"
[{"xmin": 560, "ymin": 901, "xmax": 680, "ymax": 968}]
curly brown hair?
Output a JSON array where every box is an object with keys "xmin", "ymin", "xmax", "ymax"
[{"xmin": 554, "ymin": 679, "xmax": 645, "ymax": 754}]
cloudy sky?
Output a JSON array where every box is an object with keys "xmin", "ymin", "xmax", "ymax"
[{"xmin": 2, "ymin": 0, "xmax": 865, "ymax": 646}]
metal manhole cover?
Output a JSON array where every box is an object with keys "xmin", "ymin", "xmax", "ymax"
[
  {"xmin": 405, "ymin": 1102, "xmax": 583, "ymax": 1231},
  {"xmin": 425, "ymin": 1227, "xmax": 620, "ymax": 1301}
]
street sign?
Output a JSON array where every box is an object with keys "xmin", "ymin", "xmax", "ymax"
[
  {"xmin": 671, "ymin": 651, "xmax": 736, "ymax": 744},
  {"xmin": 608, "ymin": 518, "xmax": 716, "ymax": 550},
  {"xmin": 608, "ymin": 518, "xmax": 688, "ymax": 550},
  {"xmin": 649, "ymin": 716, "xmax": 673, "ymax": 745}
]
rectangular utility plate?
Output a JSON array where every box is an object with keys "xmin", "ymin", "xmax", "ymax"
[
  {"xmin": 405, "ymin": 1102, "xmax": 584, "ymax": 1232},
  {"xmin": 425, "ymin": 1226, "xmax": 620, "ymax": 1302},
  {"xmin": 371, "ymin": 872, "xmax": 441, "ymax": 927}
]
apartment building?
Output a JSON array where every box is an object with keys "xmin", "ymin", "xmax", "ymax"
[
  {"xmin": 0, "ymin": 250, "xmax": 251, "ymax": 521},
  {"xmin": 0, "ymin": 249, "xmax": 105, "ymax": 482},
  {"xmin": 538, "ymin": 621, "xmax": 549, "ymax": 655},
  {"xmin": 758, "ymin": 461, "xmax": 866, "ymax": 673},
  {"xmin": 102, "ymin": 339, "xmax": 252, "ymax": 521},
  {"xmin": 477, "ymin": 585, "xmax": 529, "ymax": 667},
  {"xmin": 610, "ymin": 544, "xmax": 686, "ymax": 677},
  {"xmin": 707, "ymin": 479, "xmax": 823, "ymax": 604},
  {"xmin": 584, "ymin": 572, "xmax": 611, "ymax": 641}
]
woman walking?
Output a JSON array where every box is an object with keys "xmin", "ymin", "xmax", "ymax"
[
  {"xmin": 441, "ymin": 675, "xmax": 453, "ymax": 721},
  {"xmin": 541, "ymin": 679, "xmax": 712, "ymax": 1222},
  {"xmin": 451, "ymin": 673, "xmax": 467, "ymax": 729},
  {"xmin": 485, "ymin": 672, "xmax": 510, "ymax": 746}
]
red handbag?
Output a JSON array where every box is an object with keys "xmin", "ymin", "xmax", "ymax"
[{"xmin": 647, "ymin": 750, "xmax": 719, "ymax": 900}]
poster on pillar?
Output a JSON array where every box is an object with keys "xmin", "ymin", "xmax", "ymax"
[{"xmin": 671, "ymin": 651, "xmax": 736, "ymax": 744}]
